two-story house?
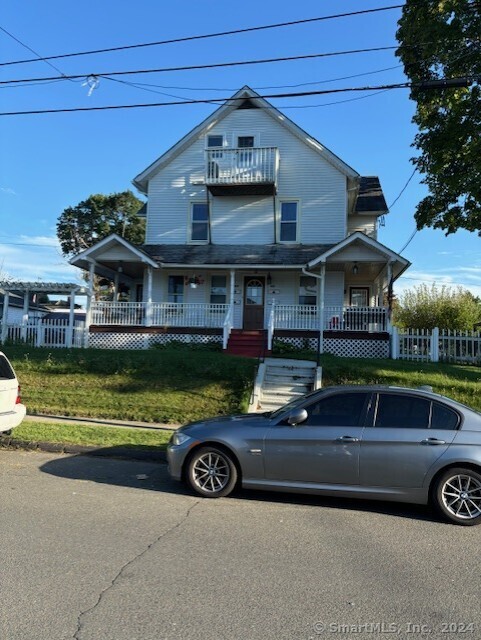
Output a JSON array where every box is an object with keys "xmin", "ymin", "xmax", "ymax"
[{"xmin": 71, "ymin": 86, "xmax": 410, "ymax": 358}]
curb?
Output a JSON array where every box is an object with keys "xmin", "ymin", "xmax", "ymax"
[{"xmin": 0, "ymin": 437, "xmax": 167, "ymax": 463}]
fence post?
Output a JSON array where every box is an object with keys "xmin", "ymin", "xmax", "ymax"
[
  {"xmin": 36, "ymin": 322, "xmax": 43, "ymax": 347},
  {"xmin": 430, "ymin": 327, "xmax": 439, "ymax": 362},
  {"xmin": 391, "ymin": 325, "xmax": 399, "ymax": 360}
]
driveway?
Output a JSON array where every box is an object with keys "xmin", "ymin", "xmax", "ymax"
[{"xmin": 1, "ymin": 450, "xmax": 479, "ymax": 640}]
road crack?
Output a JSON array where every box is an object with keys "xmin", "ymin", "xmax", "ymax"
[{"xmin": 73, "ymin": 500, "xmax": 200, "ymax": 640}]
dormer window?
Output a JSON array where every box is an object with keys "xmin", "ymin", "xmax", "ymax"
[{"xmin": 207, "ymin": 134, "xmax": 224, "ymax": 148}]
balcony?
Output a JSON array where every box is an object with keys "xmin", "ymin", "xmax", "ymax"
[{"xmin": 205, "ymin": 147, "xmax": 279, "ymax": 195}]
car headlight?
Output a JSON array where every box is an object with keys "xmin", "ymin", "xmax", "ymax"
[{"xmin": 172, "ymin": 432, "xmax": 192, "ymax": 446}]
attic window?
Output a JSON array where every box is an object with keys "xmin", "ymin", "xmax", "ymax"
[{"xmin": 207, "ymin": 135, "xmax": 223, "ymax": 148}]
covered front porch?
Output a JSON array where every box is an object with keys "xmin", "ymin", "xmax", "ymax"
[{"xmin": 70, "ymin": 232, "xmax": 409, "ymax": 356}]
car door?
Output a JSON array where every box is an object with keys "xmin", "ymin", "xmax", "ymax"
[
  {"xmin": 360, "ymin": 392, "xmax": 458, "ymax": 488},
  {"xmin": 264, "ymin": 391, "xmax": 370, "ymax": 485}
]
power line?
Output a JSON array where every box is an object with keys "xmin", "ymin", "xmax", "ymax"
[
  {"xmin": 0, "ymin": 46, "xmax": 402, "ymax": 86},
  {"xmin": 0, "ymin": 5, "xmax": 404, "ymax": 68},
  {"xmin": 398, "ymin": 275, "xmax": 481, "ymax": 289},
  {"xmin": 0, "ymin": 83, "xmax": 413, "ymax": 116},
  {"xmin": 398, "ymin": 228, "xmax": 418, "ymax": 254},
  {"xmin": 389, "ymin": 167, "xmax": 417, "ymax": 210}
]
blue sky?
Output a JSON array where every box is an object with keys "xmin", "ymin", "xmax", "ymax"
[{"xmin": 1, "ymin": 0, "xmax": 480, "ymax": 299}]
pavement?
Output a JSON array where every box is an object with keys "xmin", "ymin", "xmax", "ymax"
[
  {"xmin": 2, "ymin": 449, "xmax": 481, "ymax": 640},
  {"xmin": 24, "ymin": 413, "xmax": 180, "ymax": 431}
]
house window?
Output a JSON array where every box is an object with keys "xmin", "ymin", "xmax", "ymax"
[
  {"xmin": 168, "ymin": 276, "xmax": 184, "ymax": 303},
  {"xmin": 207, "ymin": 134, "xmax": 224, "ymax": 148},
  {"xmin": 299, "ymin": 276, "xmax": 317, "ymax": 305},
  {"xmin": 237, "ymin": 136, "xmax": 254, "ymax": 148},
  {"xmin": 350, "ymin": 287, "xmax": 369, "ymax": 307},
  {"xmin": 279, "ymin": 201, "xmax": 299, "ymax": 243},
  {"xmin": 210, "ymin": 275, "xmax": 227, "ymax": 304},
  {"xmin": 190, "ymin": 203, "xmax": 209, "ymax": 243}
]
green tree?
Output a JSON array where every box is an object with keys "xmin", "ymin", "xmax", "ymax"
[
  {"xmin": 393, "ymin": 283, "xmax": 481, "ymax": 330},
  {"xmin": 57, "ymin": 190, "xmax": 145, "ymax": 256},
  {"xmin": 396, "ymin": 1, "xmax": 481, "ymax": 234}
]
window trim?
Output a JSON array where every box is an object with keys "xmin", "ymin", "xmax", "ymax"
[
  {"xmin": 206, "ymin": 133, "xmax": 225, "ymax": 148},
  {"xmin": 278, "ymin": 198, "xmax": 300, "ymax": 244},
  {"xmin": 210, "ymin": 274, "xmax": 227, "ymax": 305},
  {"xmin": 349, "ymin": 286, "xmax": 370, "ymax": 307},
  {"xmin": 189, "ymin": 202, "xmax": 210, "ymax": 244},
  {"xmin": 298, "ymin": 274, "xmax": 318, "ymax": 306}
]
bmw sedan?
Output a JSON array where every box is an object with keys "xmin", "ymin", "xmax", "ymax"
[{"xmin": 167, "ymin": 385, "xmax": 481, "ymax": 525}]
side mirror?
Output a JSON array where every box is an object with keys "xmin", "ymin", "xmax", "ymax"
[{"xmin": 287, "ymin": 408, "xmax": 308, "ymax": 426}]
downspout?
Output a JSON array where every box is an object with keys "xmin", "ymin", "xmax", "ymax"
[{"xmin": 302, "ymin": 262, "xmax": 325, "ymax": 366}]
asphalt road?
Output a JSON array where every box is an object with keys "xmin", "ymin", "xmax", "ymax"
[{"xmin": 1, "ymin": 450, "xmax": 480, "ymax": 640}]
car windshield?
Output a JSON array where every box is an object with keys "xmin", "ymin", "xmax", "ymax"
[{"xmin": 269, "ymin": 388, "xmax": 325, "ymax": 420}]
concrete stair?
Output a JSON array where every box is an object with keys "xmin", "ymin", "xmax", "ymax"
[
  {"xmin": 249, "ymin": 358, "xmax": 322, "ymax": 412},
  {"xmin": 225, "ymin": 330, "xmax": 268, "ymax": 358}
]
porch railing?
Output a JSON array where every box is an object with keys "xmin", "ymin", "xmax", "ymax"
[
  {"xmin": 273, "ymin": 305, "xmax": 388, "ymax": 332},
  {"xmin": 205, "ymin": 147, "xmax": 279, "ymax": 185},
  {"xmin": 91, "ymin": 302, "xmax": 229, "ymax": 328}
]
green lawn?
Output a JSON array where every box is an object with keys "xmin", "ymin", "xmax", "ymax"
[
  {"xmin": 3, "ymin": 346, "xmax": 480, "ymax": 430},
  {"xmin": 10, "ymin": 421, "xmax": 173, "ymax": 449}
]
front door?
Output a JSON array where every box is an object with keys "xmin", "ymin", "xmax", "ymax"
[{"xmin": 243, "ymin": 277, "xmax": 265, "ymax": 330}]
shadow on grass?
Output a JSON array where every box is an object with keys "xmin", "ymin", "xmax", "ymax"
[{"xmin": 39, "ymin": 447, "xmax": 440, "ymax": 524}]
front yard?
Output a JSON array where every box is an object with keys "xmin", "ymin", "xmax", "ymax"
[{"xmin": 5, "ymin": 346, "xmax": 481, "ymax": 427}]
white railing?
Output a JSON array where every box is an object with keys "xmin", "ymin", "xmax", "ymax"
[
  {"xmin": 0, "ymin": 320, "xmax": 86, "ymax": 348},
  {"xmin": 267, "ymin": 305, "xmax": 275, "ymax": 351},
  {"xmin": 222, "ymin": 305, "xmax": 234, "ymax": 349},
  {"xmin": 273, "ymin": 305, "xmax": 388, "ymax": 332},
  {"xmin": 392, "ymin": 327, "xmax": 481, "ymax": 364},
  {"xmin": 205, "ymin": 147, "xmax": 279, "ymax": 185},
  {"xmin": 91, "ymin": 302, "xmax": 229, "ymax": 328}
]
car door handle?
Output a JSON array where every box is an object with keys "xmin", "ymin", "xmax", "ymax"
[
  {"xmin": 420, "ymin": 438, "xmax": 446, "ymax": 445},
  {"xmin": 336, "ymin": 436, "xmax": 359, "ymax": 443}
]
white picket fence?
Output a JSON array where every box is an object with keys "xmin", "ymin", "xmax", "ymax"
[
  {"xmin": 1, "ymin": 320, "xmax": 86, "ymax": 348},
  {"xmin": 392, "ymin": 327, "xmax": 481, "ymax": 364}
]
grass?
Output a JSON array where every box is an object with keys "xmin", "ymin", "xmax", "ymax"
[
  {"xmin": 10, "ymin": 421, "xmax": 173, "ymax": 449},
  {"xmin": 1, "ymin": 346, "xmax": 479, "ymax": 452},
  {"xmin": 6, "ymin": 346, "xmax": 257, "ymax": 424}
]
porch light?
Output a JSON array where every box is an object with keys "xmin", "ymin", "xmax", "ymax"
[{"xmin": 352, "ymin": 262, "xmax": 359, "ymax": 275}]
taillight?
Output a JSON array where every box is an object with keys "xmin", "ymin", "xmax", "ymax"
[{"xmin": 16, "ymin": 385, "xmax": 21, "ymax": 405}]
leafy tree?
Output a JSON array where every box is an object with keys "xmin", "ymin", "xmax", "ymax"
[
  {"xmin": 393, "ymin": 283, "xmax": 481, "ymax": 330},
  {"xmin": 57, "ymin": 190, "xmax": 145, "ymax": 256},
  {"xmin": 396, "ymin": 1, "xmax": 481, "ymax": 234}
]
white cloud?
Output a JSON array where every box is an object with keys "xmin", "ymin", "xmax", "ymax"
[
  {"xmin": 396, "ymin": 269, "xmax": 481, "ymax": 297},
  {"xmin": 0, "ymin": 187, "xmax": 16, "ymax": 195}
]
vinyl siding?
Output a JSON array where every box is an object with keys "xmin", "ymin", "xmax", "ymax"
[
  {"xmin": 347, "ymin": 215, "xmax": 378, "ymax": 238},
  {"xmin": 145, "ymin": 107, "xmax": 347, "ymax": 245}
]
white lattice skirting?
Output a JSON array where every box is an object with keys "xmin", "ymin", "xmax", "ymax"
[
  {"xmin": 87, "ymin": 332, "xmax": 222, "ymax": 350},
  {"xmin": 275, "ymin": 336, "xmax": 389, "ymax": 359}
]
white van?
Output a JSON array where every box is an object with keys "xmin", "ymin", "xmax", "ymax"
[{"xmin": 0, "ymin": 352, "xmax": 26, "ymax": 435}]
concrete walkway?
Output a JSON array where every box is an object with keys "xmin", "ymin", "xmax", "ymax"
[{"xmin": 24, "ymin": 413, "xmax": 179, "ymax": 431}]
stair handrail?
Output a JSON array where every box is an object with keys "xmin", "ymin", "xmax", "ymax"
[
  {"xmin": 267, "ymin": 303, "xmax": 275, "ymax": 351},
  {"xmin": 222, "ymin": 304, "xmax": 234, "ymax": 350}
]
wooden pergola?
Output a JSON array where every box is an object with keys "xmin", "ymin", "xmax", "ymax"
[{"xmin": 0, "ymin": 282, "xmax": 87, "ymax": 347}]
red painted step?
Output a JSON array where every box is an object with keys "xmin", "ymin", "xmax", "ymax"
[{"xmin": 225, "ymin": 330, "xmax": 267, "ymax": 358}]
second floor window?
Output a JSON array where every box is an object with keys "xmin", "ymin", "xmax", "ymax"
[
  {"xmin": 190, "ymin": 203, "xmax": 209, "ymax": 243},
  {"xmin": 279, "ymin": 201, "xmax": 299, "ymax": 243}
]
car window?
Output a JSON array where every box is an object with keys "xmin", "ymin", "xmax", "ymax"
[
  {"xmin": 0, "ymin": 355, "xmax": 15, "ymax": 380},
  {"xmin": 304, "ymin": 392, "xmax": 369, "ymax": 427},
  {"xmin": 431, "ymin": 402, "xmax": 459, "ymax": 430},
  {"xmin": 375, "ymin": 394, "xmax": 430, "ymax": 429}
]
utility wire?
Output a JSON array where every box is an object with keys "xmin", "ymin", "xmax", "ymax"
[
  {"xmin": 0, "ymin": 83, "xmax": 413, "ymax": 116},
  {"xmin": 389, "ymin": 167, "xmax": 417, "ymax": 210},
  {"xmin": 0, "ymin": 25, "xmax": 77, "ymax": 82},
  {"xmin": 0, "ymin": 46, "xmax": 403, "ymax": 86},
  {"xmin": 0, "ymin": 5, "xmax": 404, "ymax": 67}
]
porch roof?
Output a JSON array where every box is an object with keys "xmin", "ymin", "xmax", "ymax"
[{"xmin": 143, "ymin": 243, "xmax": 334, "ymax": 268}]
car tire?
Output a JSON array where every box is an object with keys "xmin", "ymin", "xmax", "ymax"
[
  {"xmin": 433, "ymin": 467, "xmax": 481, "ymax": 526},
  {"xmin": 186, "ymin": 446, "xmax": 238, "ymax": 498}
]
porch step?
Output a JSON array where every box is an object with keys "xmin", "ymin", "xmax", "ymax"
[{"xmin": 225, "ymin": 330, "xmax": 267, "ymax": 358}]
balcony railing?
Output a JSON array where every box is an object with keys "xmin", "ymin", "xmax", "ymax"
[
  {"xmin": 205, "ymin": 147, "xmax": 279, "ymax": 186},
  {"xmin": 273, "ymin": 305, "xmax": 388, "ymax": 332},
  {"xmin": 91, "ymin": 302, "xmax": 229, "ymax": 328}
]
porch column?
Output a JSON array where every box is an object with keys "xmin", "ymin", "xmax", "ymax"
[
  {"xmin": 145, "ymin": 266, "xmax": 153, "ymax": 327},
  {"xmin": 66, "ymin": 291, "xmax": 75, "ymax": 348},
  {"xmin": 85, "ymin": 259, "xmax": 95, "ymax": 331},
  {"xmin": 114, "ymin": 271, "xmax": 120, "ymax": 301},
  {"xmin": 21, "ymin": 289, "xmax": 29, "ymax": 341},
  {"xmin": 229, "ymin": 269, "xmax": 235, "ymax": 310},
  {"xmin": 319, "ymin": 263, "xmax": 326, "ymax": 355},
  {"xmin": 386, "ymin": 261, "xmax": 393, "ymax": 334},
  {"xmin": 1, "ymin": 291, "xmax": 10, "ymax": 343}
]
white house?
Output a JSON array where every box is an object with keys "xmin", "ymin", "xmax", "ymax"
[{"xmin": 71, "ymin": 86, "xmax": 410, "ymax": 357}]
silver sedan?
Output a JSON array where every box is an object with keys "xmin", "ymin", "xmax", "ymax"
[{"xmin": 167, "ymin": 385, "xmax": 481, "ymax": 526}]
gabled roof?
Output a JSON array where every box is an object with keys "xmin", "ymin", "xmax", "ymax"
[
  {"xmin": 133, "ymin": 86, "xmax": 359, "ymax": 193},
  {"xmin": 69, "ymin": 234, "xmax": 158, "ymax": 269}
]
